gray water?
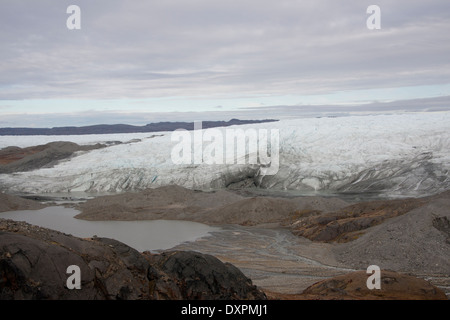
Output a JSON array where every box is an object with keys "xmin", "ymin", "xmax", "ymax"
[{"xmin": 0, "ymin": 206, "xmax": 219, "ymax": 252}]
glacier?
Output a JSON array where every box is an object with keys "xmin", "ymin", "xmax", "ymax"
[{"xmin": 0, "ymin": 112, "xmax": 449, "ymax": 198}]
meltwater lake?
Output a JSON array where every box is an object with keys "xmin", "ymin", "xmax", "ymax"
[{"xmin": 0, "ymin": 206, "xmax": 218, "ymax": 252}]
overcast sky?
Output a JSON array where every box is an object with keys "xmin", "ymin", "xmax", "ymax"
[{"xmin": 1, "ymin": 0, "xmax": 450, "ymax": 127}]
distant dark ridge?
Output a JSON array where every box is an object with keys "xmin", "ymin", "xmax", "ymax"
[{"xmin": 0, "ymin": 119, "xmax": 278, "ymax": 136}]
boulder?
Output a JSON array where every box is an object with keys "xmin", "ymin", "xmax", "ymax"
[{"xmin": 145, "ymin": 251, "xmax": 266, "ymax": 300}]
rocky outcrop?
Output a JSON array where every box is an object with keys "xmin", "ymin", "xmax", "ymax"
[
  {"xmin": 144, "ymin": 251, "xmax": 266, "ymax": 300},
  {"xmin": 333, "ymin": 194, "xmax": 450, "ymax": 276},
  {"xmin": 433, "ymin": 215, "xmax": 450, "ymax": 244},
  {"xmin": 0, "ymin": 141, "xmax": 105, "ymax": 174},
  {"xmin": 298, "ymin": 270, "xmax": 447, "ymax": 300},
  {"xmin": 288, "ymin": 192, "xmax": 448, "ymax": 242},
  {"xmin": 0, "ymin": 219, "xmax": 266, "ymax": 300}
]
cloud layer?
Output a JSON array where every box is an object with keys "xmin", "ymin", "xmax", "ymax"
[{"xmin": 0, "ymin": 1, "xmax": 449, "ymax": 113}]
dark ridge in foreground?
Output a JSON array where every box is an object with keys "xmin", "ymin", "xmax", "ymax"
[
  {"xmin": 0, "ymin": 219, "xmax": 266, "ymax": 300},
  {"xmin": 0, "ymin": 119, "xmax": 278, "ymax": 136}
]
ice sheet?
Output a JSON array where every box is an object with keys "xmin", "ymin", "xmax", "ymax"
[{"xmin": 1, "ymin": 112, "xmax": 449, "ymax": 197}]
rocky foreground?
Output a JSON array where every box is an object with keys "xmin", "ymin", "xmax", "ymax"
[
  {"xmin": 1, "ymin": 219, "xmax": 446, "ymax": 300},
  {"xmin": 0, "ymin": 219, "xmax": 266, "ymax": 300}
]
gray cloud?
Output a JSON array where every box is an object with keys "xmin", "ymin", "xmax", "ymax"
[
  {"xmin": 239, "ymin": 95, "xmax": 450, "ymax": 116},
  {"xmin": 0, "ymin": 0, "xmax": 449, "ymax": 102}
]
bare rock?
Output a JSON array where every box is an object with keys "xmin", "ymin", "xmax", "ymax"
[
  {"xmin": 0, "ymin": 141, "xmax": 105, "ymax": 174},
  {"xmin": 299, "ymin": 270, "xmax": 447, "ymax": 300},
  {"xmin": 289, "ymin": 193, "xmax": 434, "ymax": 242},
  {"xmin": 0, "ymin": 219, "xmax": 266, "ymax": 300},
  {"xmin": 144, "ymin": 250, "xmax": 267, "ymax": 300}
]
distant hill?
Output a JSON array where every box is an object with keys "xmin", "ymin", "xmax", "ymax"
[{"xmin": 0, "ymin": 119, "xmax": 278, "ymax": 136}]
